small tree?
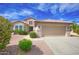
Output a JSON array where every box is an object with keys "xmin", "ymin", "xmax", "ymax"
[{"xmin": 0, "ymin": 16, "xmax": 12, "ymax": 50}]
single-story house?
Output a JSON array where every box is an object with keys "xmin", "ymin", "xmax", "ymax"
[{"xmin": 12, "ymin": 18, "xmax": 73, "ymax": 37}]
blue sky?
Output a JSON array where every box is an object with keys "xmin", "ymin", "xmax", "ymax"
[{"xmin": 0, "ymin": 3, "xmax": 79, "ymax": 23}]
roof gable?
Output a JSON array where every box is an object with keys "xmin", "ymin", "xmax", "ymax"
[
  {"xmin": 12, "ymin": 21, "xmax": 29, "ymax": 26},
  {"xmin": 24, "ymin": 17, "xmax": 36, "ymax": 21}
]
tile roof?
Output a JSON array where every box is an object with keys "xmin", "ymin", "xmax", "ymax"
[
  {"xmin": 36, "ymin": 19, "xmax": 72, "ymax": 24},
  {"xmin": 12, "ymin": 19, "xmax": 72, "ymax": 24}
]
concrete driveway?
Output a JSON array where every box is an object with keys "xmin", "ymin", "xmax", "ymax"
[{"xmin": 43, "ymin": 36, "xmax": 79, "ymax": 55}]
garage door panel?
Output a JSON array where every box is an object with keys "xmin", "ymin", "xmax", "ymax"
[
  {"xmin": 42, "ymin": 26, "xmax": 66, "ymax": 36},
  {"xmin": 43, "ymin": 30, "xmax": 65, "ymax": 36}
]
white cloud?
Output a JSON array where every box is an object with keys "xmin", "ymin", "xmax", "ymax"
[
  {"xmin": 19, "ymin": 9, "xmax": 33, "ymax": 16},
  {"xmin": 48, "ymin": 3, "xmax": 79, "ymax": 15},
  {"xmin": 50, "ymin": 5, "xmax": 58, "ymax": 14},
  {"xmin": 59, "ymin": 3, "xmax": 70, "ymax": 13},
  {"xmin": 66, "ymin": 4, "xmax": 79, "ymax": 12},
  {"xmin": 37, "ymin": 3, "xmax": 46, "ymax": 11},
  {"xmin": 0, "ymin": 9, "xmax": 34, "ymax": 19},
  {"xmin": 59, "ymin": 3, "xmax": 79, "ymax": 13},
  {"xmin": 37, "ymin": 3, "xmax": 50, "ymax": 11},
  {"xmin": 0, "ymin": 12, "xmax": 18, "ymax": 19}
]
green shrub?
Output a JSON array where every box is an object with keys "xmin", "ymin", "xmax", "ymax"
[
  {"xmin": 71, "ymin": 22, "xmax": 79, "ymax": 34},
  {"xmin": 76, "ymin": 30, "xmax": 79, "ymax": 34},
  {"xmin": 0, "ymin": 16, "xmax": 12, "ymax": 50},
  {"xmin": 14, "ymin": 29, "xmax": 19, "ymax": 34},
  {"xmin": 19, "ymin": 39, "xmax": 32, "ymax": 51},
  {"xmin": 0, "ymin": 43, "xmax": 6, "ymax": 50},
  {"xmin": 28, "ymin": 26, "xmax": 33, "ymax": 32},
  {"xmin": 20, "ymin": 31, "xmax": 28, "ymax": 35},
  {"xmin": 29, "ymin": 31, "xmax": 37, "ymax": 38},
  {"xmin": 14, "ymin": 29, "xmax": 28, "ymax": 35}
]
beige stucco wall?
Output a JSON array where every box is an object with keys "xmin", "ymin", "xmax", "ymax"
[{"xmin": 24, "ymin": 18, "xmax": 35, "ymax": 27}]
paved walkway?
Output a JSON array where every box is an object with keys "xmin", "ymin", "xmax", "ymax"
[{"xmin": 43, "ymin": 36, "xmax": 79, "ymax": 55}]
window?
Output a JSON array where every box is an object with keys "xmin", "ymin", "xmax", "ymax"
[
  {"xmin": 15, "ymin": 25, "xmax": 18, "ymax": 30},
  {"xmin": 19, "ymin": 25, "xmax": 23, "ymax": 30},
  {"xmin": 15, "ymin": 25, "xmax": 24, "ymax": 30},
  {"xmin": 29, "ymin": 21, "xmax": 32, "ymax": 25}
]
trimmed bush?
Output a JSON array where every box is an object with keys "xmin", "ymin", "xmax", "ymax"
[
  {"xmin": 29, "ymin": 31, "xmax": 37, "ymax": 38},
  {"xmin": 19, "ymin": 39, "xmax": 32, "ymax": 51}
]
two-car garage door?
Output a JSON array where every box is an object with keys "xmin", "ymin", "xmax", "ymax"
[{"xmin": 42, "ymin": 25, "xmax": 66, "ymax": 36}]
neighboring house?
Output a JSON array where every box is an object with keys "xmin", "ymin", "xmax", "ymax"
[{"xmin": 12, "ymin": 18, "xmax": 72, "ymax": 37}]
